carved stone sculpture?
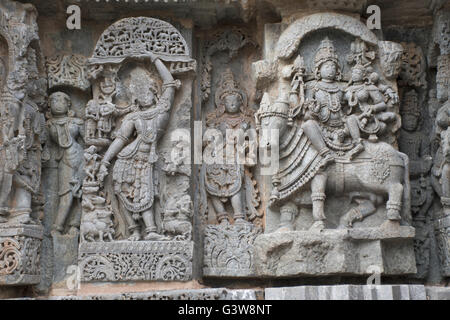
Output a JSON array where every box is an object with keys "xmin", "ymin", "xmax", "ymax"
[
  {"xmin": 47, "ymin": 92, "xmax": 84, "ymax": 235},
  {"xmin": 0, "ymin": 0, "xmax": 45, "ymax": 286},
  {"xmin": 202, "ymin": 68, "xmax": 260, "ymax": 226},
  {"xmin": 253, "ymin": 13, "xmax": 416, "ymax": 278},
  {"xmin": 78, "ymin": 17, "xmax": 195, "ymax": 283},
  {"xmin": 399, "ymin": 90, "xmax": 434, "ymax": 278}
]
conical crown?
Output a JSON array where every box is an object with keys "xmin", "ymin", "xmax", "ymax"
[
  {"xmin": 314, "ymin": 37, "xmax": 339, "ymax": 68},
  {"xmin": 215, "ymin": 68, "xmax": 246, "ymax": 106}
]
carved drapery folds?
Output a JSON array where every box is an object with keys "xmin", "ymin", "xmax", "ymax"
[
  {"xmin": 252, "ymin": 12, "xmax": 416, "ymax": 277},
  {"xmin": 0, "ymin": 0, "xmax": 46, "ymax": 285},
  {"xmin": 78, "ymin": 17, "xmax": 195, "ymax": 283},
  {"xmin": 199, "ymin": 28, "xmax": 262, "ymax": 278}
]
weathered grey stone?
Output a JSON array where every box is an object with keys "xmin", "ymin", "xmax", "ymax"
[
  {"xmin": 0, "ymin": 225, "xmax": 43, "ymax": 285},
  {"xmin": 426, "ymin": 286, "xmax": 450, "ymax": 300},
  {"xmin": 203, "ymin": 224, "xmax": 261, "ymax": 278},
  {"xmin": 265, "ymin": 285, "xmax": 426, "ymax": 300},
  {"xmin": 79, "ymin": 241, "xmax": 194, "ymax": 282},
  {"xmin": 254, "ymin": 227, "xmax": 416, "ymax": 277},
  {"xmin": 48, "ymin": 288, "xmax": 259, "ymax": 300}
]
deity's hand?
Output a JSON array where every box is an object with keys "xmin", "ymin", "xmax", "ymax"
[
  {"xmin": 97, "ymin": 163, "xmax": 109, "ymax": 183},
  {"xmin": 386, "ymin": 90, "xmax": 399, "ymax": 105},
  {"xmin": 148, "ymin": 51, "xmax": 158, "ymax": 63}
]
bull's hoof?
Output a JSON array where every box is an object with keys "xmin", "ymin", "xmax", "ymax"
[
  {"xmin": 309, "ymin": 221, "xmax": 325, "ymax": 231},
  {"xmin": 387, "ymin": 209, "xmax": 401, "ymax": 221},
  {"xmin": 380, "ymin": 219, "xmax": 400, "ymax": 229}
]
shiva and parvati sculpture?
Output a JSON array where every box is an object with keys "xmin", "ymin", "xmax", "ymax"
[{"xmin": 252, "ymin": 12, "xmax": 417, "ymax": 277}]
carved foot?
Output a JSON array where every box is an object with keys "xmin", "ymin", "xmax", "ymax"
[
  {"xmin": 309, "ymin": 220, "xmax": 325, "ymax": 231},
  {"xmin": 9, "ymin": 214, "xmax": 32, "ymax": 225},
  {"xmin": 219, "ymin": 218, "xmax": 230, "ymax": 227},
  {"xmin": 380, "ymin": 219, "xmax": 400, "ymax": 229},
  {"xmin": 348, "ymin": 143, "xmax": 364, "ymax": 160},
  {"xmin": 68, "ymin": 226, "xmax": 79, "ymax": 236},
  {"xmin": 128, "ymin": 231, "xmax": 141, "ymax": 241},
  {"xmin": 143, "ymin": 232, "xmax": 170, "ymax": 241},
  {"xmin": 319, "ymin": 153, "xmax": 335, "ymax": 169},
  {"xmin": 234, "ymin": 218, "xmax": 249, "ymax": 226},
  {"xmin": 340, "ymin": 208, "xmax": 363, "ymax": 228},
  {"xmin": 274, "ymin": 225, "xmax": 294, "ymax": 233}
]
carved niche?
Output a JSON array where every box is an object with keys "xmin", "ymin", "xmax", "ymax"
[
  {"xmin": 198, "ymin": 28, "xmax": 262, "ymax": 278},
  {"xmin": 0, "ymin": 0, "xmax": 47, "ymax": 286},
  {"xmin": 252, "ymin": 12, "xmax": 416, "ymax": 278},
  {"xmin": 78, "ymin": 17, "xmax": 196, "ymax": 283}
]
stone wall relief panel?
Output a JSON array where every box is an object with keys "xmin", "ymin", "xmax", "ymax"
[
  {"xmin": 429, "ymin": 9, "xmax": 450, "ymax": 277},
  {"xmin": 252, "ymin": 12, "xmax": 417, "ymax": 278},
  {"xmin": 0, "ymin": 0, "xmax": 46, "ymax": 286},
  {"xmin": 198, "ymin": 28, "xmax": 263, "ymax": 278},
  {"xmin": 39, "ymin": 53, "xmax": 91, "ymax": 292},
  {"xmin": 78, "ymin": 17, "xmax": 196, "ymax": 283}
]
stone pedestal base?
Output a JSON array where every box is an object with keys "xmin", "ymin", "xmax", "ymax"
[
  {"xmin": 203, "ymin": 224, "xmax": 262, "ymax": 278},
  {"xmin": 52, "ymin": 233, "xmax": 79, "ymax": 285},
  {"xmin": 0, "ymin": 225, "xmax": 43, "ymax": 286},
  {"xmin": 254, "ymin": 225, "xmax": 417, "ymax": 277},
  {"xmin": 265, "ymin": 285, "xmax": 426, "ymax": 300},
  {"xmin": 49, "ymin": 288, "xmax": 259, "ymax": 300},
  {"xmin": 79, "ymin": 241, "xmax": 193, "ymax": 282}
]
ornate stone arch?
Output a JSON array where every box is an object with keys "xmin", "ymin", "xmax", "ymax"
[
  {"xmin": 89, "ymin": 17, "xmax": 195, "ymax": 70},
  {"xmin": 275, "ymin": 12, "xmax": 379, "ymax": 60}
]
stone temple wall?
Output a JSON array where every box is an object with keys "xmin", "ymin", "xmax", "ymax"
[{"xmin": 0, "ymin": 0, "xmax": 449, "ymax": 300}]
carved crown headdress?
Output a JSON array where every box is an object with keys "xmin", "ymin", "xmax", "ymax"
[
  {"xmin": 314, "ymin": 37, "xmax": 339, "ymax": 68},
  {"xmin": 215, "ymin": 68, "xmax": 247, "ymax": 108},
  {"xmin": 400, "ymin": 90, "xmax": 421, "ymax": 117}
]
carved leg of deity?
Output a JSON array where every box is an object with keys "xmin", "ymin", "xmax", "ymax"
[
  {"xmin": 301, "ymin": 120, "xmax": 334, "ymax": 167},
  {"xmin": 309, "ymin": 172, "xmax": 327, "ymax": 231},
  {"xmin": 121, "ymin": 208, "xmax": 141, "ymax": 241},
  {"xmin": 230, "ymin": 192, "xmax": 246, "ymax": 225},
  {"xmin": 346, "ymin": 115, "xmax": 364, "ymax": 159},
  {"xmin": 9, "ymin": 187, "xmax": 32, "ymax": 224},
  {"xmin": 0, "ymin": 172, "xmax": 13, "ymax": 223},
  {"xmin": 211, "ymin": 196, "xmax": 230, "ymax": 225},
  {"xmin": 52, "ymin": 192, "xmax": 74, "ymax": 234},
  {"xmin": 275, "ymin": 202, "xmax": 298, "ymax": 232},
  {"xmin": 142, "ymin": 207, "xmax": 168, "ymax": 241}
]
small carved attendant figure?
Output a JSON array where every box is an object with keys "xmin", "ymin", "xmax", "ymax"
[
  {"xmin": 203, "ymin": 69, "xmax": 259, "ymax": 225},
  {"xmin": 97, "ymin": 52, "xmax": 180, "ymax": 241},
  {"xmin": 345, "ymin": 63, "xmax": 397, "ymax": 141},
  {"xmin": 47, "ymin": 92, "xmax": 85, "ymax": 235},
  {"xmin": 302, "ymin": 38, "xmax": 363, "ymax": 164},
  {"xmin": 163, "ymin": 194, "xmax": 193, "ymax": 241}
]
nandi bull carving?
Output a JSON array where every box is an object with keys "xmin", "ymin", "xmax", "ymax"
[{"xmin": 257, "ymin": 38, "xmax": 411, "ymax": 232}]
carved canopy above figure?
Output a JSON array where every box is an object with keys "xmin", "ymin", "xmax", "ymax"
[
  {"xmin": 275, "ymin": 12, "xmax": 379, "ymax": 60},
  {"xmin": 89, "ymin": 17, "xmax": 195, "ymax": 70}
]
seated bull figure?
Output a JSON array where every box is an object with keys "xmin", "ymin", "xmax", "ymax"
[{"xmin": 257, "ymin": 38, "xmax": 411, "ymax": 232}]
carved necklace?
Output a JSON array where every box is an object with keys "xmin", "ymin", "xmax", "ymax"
[
  {"xmin": 51, "ymin": 116, "xmax": 73, "ymax": 148},
  {"xmin": 315, "ymin": 82, "xmax": 341, "ymax": 113}
]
